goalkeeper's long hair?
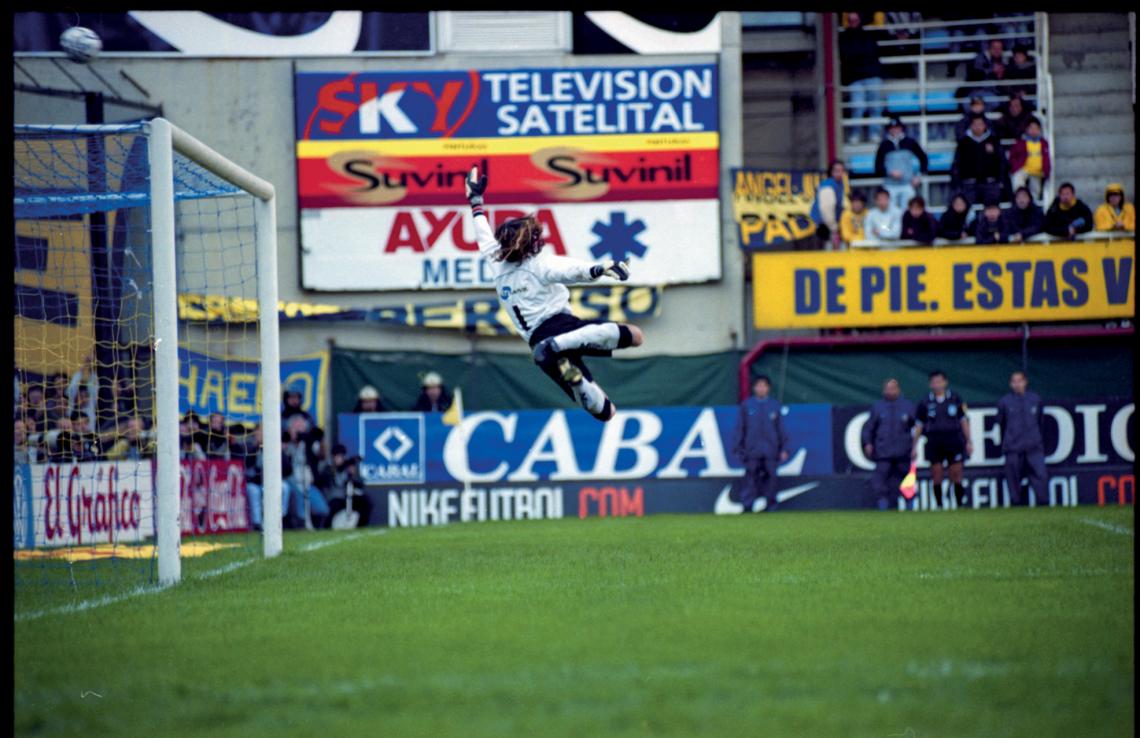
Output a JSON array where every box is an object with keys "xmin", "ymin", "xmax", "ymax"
[{"xmin": 493, "ymin": 215, "xmax": 545, "ymax": 263}]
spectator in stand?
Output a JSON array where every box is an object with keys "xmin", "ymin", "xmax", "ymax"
[
  {"xmin": 874, "ymin": 116, "xmax": 928, "ymax": 211},
  {"xmin": 1044, "ymin": 183, "xmax": 1094, "ymax": 239},
  {"xmin": 412, "ymin": 372, "xmax": 453, "ymax": 413},
  {"xmin": 1008, "ymin": 117, "xmax": 1051, "ymax": 200},
  {"xmin": 56, "ymin": 410, "xmax": 103, "ymax": 462},
  {"xmin": 810, "ymin": 160, "xmax": 847, "ymax": 250},
  {"xmin": 44, "ymin": 372, "xmax": 70, "ymax": 427},
  {"xmin": 281, "ymin": 385, "xmax": 326, "ymax": 460},
  {"xmin": 232, "ymin": 423, "xmax": 266, "ymax": 531},
  {"xmin": 1004, "ymin": 187, "xmax": 1046, "ymax": 243},
  {"xmin": 839, "ymin": 190, "xmax": 868, "ymax": 247},
  {"xmin": 180, "ymin": 412, "xmax": 207, "ymax": 460},
  {"xmin": 14, "ymin": 418, "xmax": 44, "ymax": 465},
  {"xmin": 320, "ymin": 444, "xmax": 373, "ymax": 528},
  {"xmin": 952, "ymin": 112, "xmax": 1008, "ymax": 206},
  {"xmin": 282, "ymin": 385, "xmax": 310, "ymax": 423},
  {"xmin": 1094, "ymin": 183, "xmax": 1136, "ymax": 232},
  {"xmin": 19, "ymin": 383, "xmax": 49, "ymax": 434},
  {"xmin": 901, "ymin": 196, "xmax": 938, "ymax": 245},
  {"xmin": 204, "ymin": 412, "xmax": 231, "ymax": 459},
  {"xmin": 882, "ymin": 12, "xmax": 923, "ymax": 77},
  {"xmin": 1007, "ymin": 45, "xmax": 1037, "ymax": 97},
  {"xmin": 352, "ymin": 384, "xmax": 390, "ymax": 413},
  {"xmin": 65, "ymin": 355, "xmax": 97, "ymax": 420},
  {"xmin": 105, "ymin": 416, "xmax": 155, "ymax": 461},
  {"xmin": 938, "ymin": 194, "xmax": 973, "ymax": 241},
  {"xmin": 864, "ymin": 187, "xmax": 902, "ymax": 244},
  {"xmin": 966, "ymin": 39, "xmax": 1007, "ymax": 109},
  {"xmin": 839, "ymin": 12, "xmax": 886, "ymax": 144},
  {"xmin": 282, "ymin": 413, "xmax": 329, "ymax": 529},
  {"xmin": 45, "ymin": 416, "xmax": 72, "ymax": 462},
  {"xmin": 996, "ymin": 92, "xmax": 1034, "ymax": 140},
  {"xmin": 954, "ymin": 96, "xmax": 992, "ymax": 142},
  {"xmin": 972, "ymin": 199, "xmax": 1012, "ymax": 244},
  {"xmin": 71, "ymin": 384, "xmax": 96, "ymax": 431}
]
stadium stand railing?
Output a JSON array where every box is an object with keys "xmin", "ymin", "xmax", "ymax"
[
  {"xmin": 849, "ymin": 229, "xmax": 1135, "ymax": 249},
  {"xmin": 837, "ymin": 14, "xmax": 1055, "ymax": 216}
]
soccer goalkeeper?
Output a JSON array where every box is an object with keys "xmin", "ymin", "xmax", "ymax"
[{"xmin": 463, "ymin": 165, "xmax": 644, "ymax": 422}]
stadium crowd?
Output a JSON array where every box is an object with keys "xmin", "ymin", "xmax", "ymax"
[
  {"xmin": 13, "ymin": 359, "xmax": 458, "ymax": 531},
  {"xmin": 817, "ymin": 11, "xmax": 1136, "ymax": 249}
]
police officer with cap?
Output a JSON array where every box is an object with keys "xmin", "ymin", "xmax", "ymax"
[
  {"xmin": 995, "ymin": 370, "xmax": 1049, "ymax": 505},
  {"xmin": 862, "ymin": 378, "xmax": 917, "ymax": 510}
]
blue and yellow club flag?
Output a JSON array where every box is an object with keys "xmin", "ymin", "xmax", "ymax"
[{"xmin": 899, "ymin": 461, "xmax": 918, "ymax": 500}]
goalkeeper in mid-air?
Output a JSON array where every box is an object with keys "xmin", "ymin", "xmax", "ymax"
[{"xmin": 462, "ymin": 165, "xmax": 643, "ymax": 422}]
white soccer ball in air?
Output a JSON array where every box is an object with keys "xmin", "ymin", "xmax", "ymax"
[{"xmin": 60, "ymin": 26, "xmax": 102, "ymax": 63}]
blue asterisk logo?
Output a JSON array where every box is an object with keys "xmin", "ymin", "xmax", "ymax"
[{"xmin": 589, "ymin": 211, "xmax": 648, "ymax": 262}]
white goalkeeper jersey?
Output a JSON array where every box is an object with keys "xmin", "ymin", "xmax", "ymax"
[{"xmin": 474, "ymin": 210, "xmax": 595, "ymax": 343}]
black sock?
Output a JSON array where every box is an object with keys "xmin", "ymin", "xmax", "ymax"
[{"xmin": 955, "ymin": 482, "xmax": 967, "ymax": 505}]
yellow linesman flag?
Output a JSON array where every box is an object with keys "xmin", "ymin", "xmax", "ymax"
[
  {"xmin": 442, "ymin": 387, "xmax": 464, "ymax": 427},
  {"xmin": 899, "ymin": 461, "xmax": 918, "ymax": 500}
]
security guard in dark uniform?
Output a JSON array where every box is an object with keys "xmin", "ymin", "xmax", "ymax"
[
  {"xmin": 995, "ymin": 370, "xmax": 1049, "ymax": 505},
  {"xmin": 732, "ymin": 375, "xmax": 790, "ymax": 512},
  {"xmin": 862, "ymin": 378, "xmax": 917, "ymax": 510},
  {"xmin": 912, "ymin": 370, "xmax": 973, "ymax": 508}
]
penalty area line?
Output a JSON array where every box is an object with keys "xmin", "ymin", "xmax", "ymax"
[
  {"xmin": 15, "ymin": 529, "xmax": 387, "ymax": 623},
  {"xmin": 1078, "ymin": 517, "xmax": 1134, "ymax": 537}
]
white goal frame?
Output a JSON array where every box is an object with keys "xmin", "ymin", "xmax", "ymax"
[
  {"xmin": 15, "ymin": 118, "xmax": 282, "ymax": 584},
  {"xmin": 149, "ymin": 117, "xmax": 282, "ymax": 583}
]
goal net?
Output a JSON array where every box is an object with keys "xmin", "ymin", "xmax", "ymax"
[{"xmin": 13, "ymin": 119, "xmax": 281, "ymax": 599}]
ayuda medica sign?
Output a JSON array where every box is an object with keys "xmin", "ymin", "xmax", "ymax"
[
  {"xmin": 753, "ymin": 240, "xmax": 1135, "ymax": 329},
  {"xmin": 294, "ymin": 65, "xmax": 720, "ymax": 290}
]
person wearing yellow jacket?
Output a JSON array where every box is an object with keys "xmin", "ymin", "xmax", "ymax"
[{"xmin": 1094, "ymin": 183, "xmax": 1136, "ymax": 232}]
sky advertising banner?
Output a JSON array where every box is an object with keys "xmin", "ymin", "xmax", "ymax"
[{"xmin": 294, "ymin": 64, "xmax": 721, "ymax": 290}]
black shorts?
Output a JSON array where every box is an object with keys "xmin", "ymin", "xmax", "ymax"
[
  {"xmin": 529, "ymin": 312, "xmax": 626, "ymax": 400},
  {"xmin": 529, "ymin": 312, "xmax": 614, "ymax": 353},
  {"xmin": 925, "ymin": 433, "xmax": 965, "ymax": 465}
]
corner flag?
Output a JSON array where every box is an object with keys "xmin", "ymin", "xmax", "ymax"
[{"xmin": 899, "ymin": 461, "xmax": 918, "ymax": 500}]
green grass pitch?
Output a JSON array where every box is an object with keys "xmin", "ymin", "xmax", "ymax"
[{"xmin": 14, "ymin": 507, "xmax": 1135, "ymax": 737}]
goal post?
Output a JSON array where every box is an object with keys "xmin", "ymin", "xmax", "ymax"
[
  {"xmin": 13, "ymin": 117, "xmax": 281, "ymax": 590},
  {"xmin": 146, "ymin": 118, "xmax": 282, "ymax": 582}
]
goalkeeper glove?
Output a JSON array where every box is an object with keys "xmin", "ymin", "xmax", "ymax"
[
  {"xmin": 589, "ymin": 260, "xmax": 631, "ymax": 281},
  {"xmin": 465, "ymin": 165, "xmax": 487, "ymax": 207}
]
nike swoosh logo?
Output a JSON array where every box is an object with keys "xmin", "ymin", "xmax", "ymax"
[
  {"xmin": 584, "ymin": 12, "xmax": 722, "ymax": 54},
  {"xmin": 128, "ymin": 11, "xmax": 362, "ymax": 55},
  {"xmin": 714, "ymin": 481, "xmax": 819, "ymax": 515}
]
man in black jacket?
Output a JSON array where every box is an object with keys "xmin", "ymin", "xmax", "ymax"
[
  {"xmin": 995, "ymin": 370, "xmax": 1049, "ymax": 506},
  {"xmin": 1003, "ymin": 186, "xmax": 1045, "ymax": 242},
  {"xmin": 1044, "ymin": 182, "xmax": 1094, "ymax": 239},
  {"xmin": 862, "ymin": 378, "xmax": 916, "ymax": 510},
  {"xmin": 952, "ymin": 113, "xmax": 1008, "ymax": 206},
  {"xmin": 839, "ymin": 12, "xmax": 885, "ymax": 144},
  {"xmin": 971, "ymin": 199, "xmax": 1011, "ymax": 244}
]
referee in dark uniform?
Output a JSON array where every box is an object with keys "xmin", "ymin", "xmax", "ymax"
[
  {"xmin": 995, "ymin": 370, "xmax": 1049, "ymax": 505},
  {"xmin": 911, "ymin": 370, "xmax": 973, "ymax": 509}
]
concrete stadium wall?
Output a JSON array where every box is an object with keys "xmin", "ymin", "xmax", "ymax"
[{"xmin": 13, "ymin": 14, "xmax": 746, "ymax": 361}]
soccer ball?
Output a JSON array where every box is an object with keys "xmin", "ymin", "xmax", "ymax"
[{"xmin": 60, "ymin": 26, "xmax": 102, "ymax": 63}]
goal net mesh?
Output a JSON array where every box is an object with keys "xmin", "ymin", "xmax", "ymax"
[{"xmin": 14, "ymin": 124, "xmax": 265, "ymax": 600}]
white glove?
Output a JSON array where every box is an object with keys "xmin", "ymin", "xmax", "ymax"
[
  {"xmin": 465, "ymin": 165, "xmax": 487, "ymax": 206},
  {"xmin": 589, "ymin": 260, "xmax": 631, "ymax": 281}
]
